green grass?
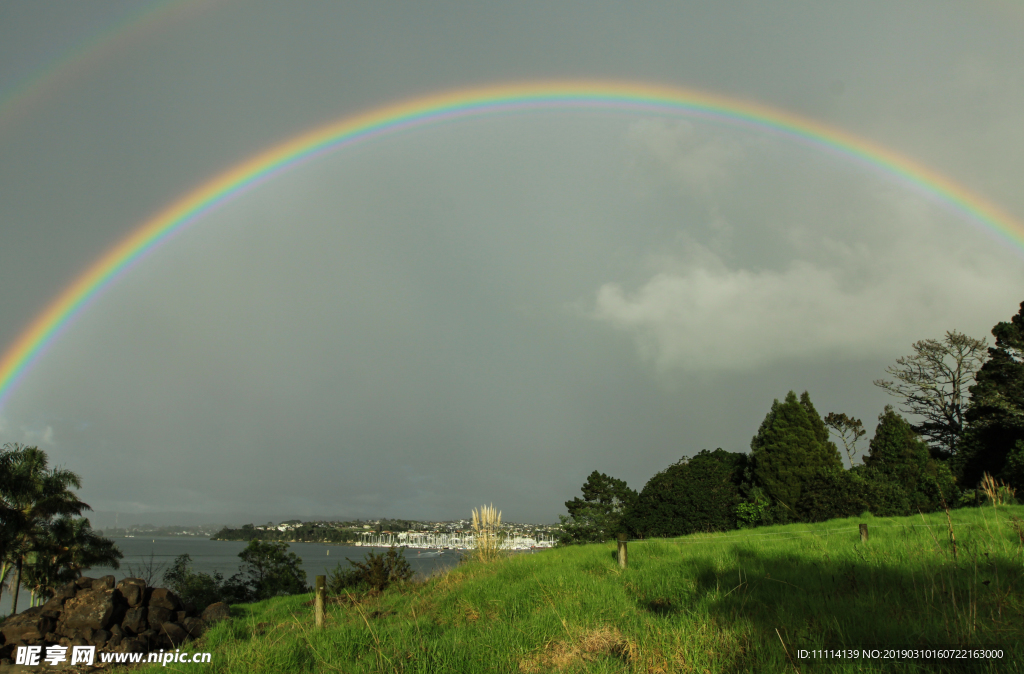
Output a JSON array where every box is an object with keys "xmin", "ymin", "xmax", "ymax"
[{"xmin": 129, "ymin": 506, "xmax": 1024, "ymax": 673}]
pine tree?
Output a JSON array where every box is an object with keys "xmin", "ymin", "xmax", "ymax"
[
  {"xmin": 799, "ymin": 392, "xmax": 843, "ymax": 464},
  {"xmin": 749, "ymin": 391, "xmax": 843, "ymax": 519},
  {"xmin": 956, "ymin": 301, "xmax": 1024, "ymax": 487},
  {"xmin": 863, "ymin": 406, "xmax": 955, "ymax": 512},
  {"xmin": 624, "ymin": 449, "xmax": 745, "ymax": 537},
  {"xmin": 559, "ymin": 471, "xmax": 636, "ymax": 544}
]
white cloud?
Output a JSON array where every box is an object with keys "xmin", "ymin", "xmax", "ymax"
[
  {"xmin": 20, "ymin": 424, "xmax": 55, "ymax": 447},
  {"xmin": 592, "ymin": 235, "xmax": 1018, "ymax": 373},
  {"xmin": 625, "ymin": 119, "xmax": 746, "ymax": 196},
  {"xmin": 594, "ymin": 256, "xmax": 869, "ymax": 371},
  {"xmin": 0, "ymin": 415, "xmax": 57, "ymax": 448},
  {"xmin": 599, "ymin": 114, "xmax": 1024, "ymax": 376}
]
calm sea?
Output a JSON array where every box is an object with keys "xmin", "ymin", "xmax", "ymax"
[{"xmin": 2, "ymin": 536, "xmax": 463, "ymax": 615}]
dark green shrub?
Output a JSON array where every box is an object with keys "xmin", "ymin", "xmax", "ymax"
[
  {"xmin": 326, "ymin": 564, "xmax": 365, "ymax": 593},
  {"xmin": 797, "ymin": 468, "xmax": 872, "ymax": 522},
  {"xmin": 327, "ymin": 546, "xmax": 414, "ymax": 594},
  {"xmin": 162, "ymin": 554, "xmax": 226, "ymax": 609},
  {"xmin": 161, "ymin": 553, "xmax": 254, "ymax": 607},
  {"xmin": 957, "ymin": 489, "xmax": 982, "ymax": 508},
  {"xmin": 856, "ymin": 467, "xmax": 912, "ymax": 516},
  {"xmin": 1001, "ymin": 440, "xmax": 1024, "ymax": 490},
  {"xmin": 625, "ymin": 449, "xmax": 745, "ymax": 538},
  {"xmin": 227, "ymin": 540, "xmax": 308, "ymax": 601},
  {"xmin": 735, "ymin": 487, "xmax": 777, "ymax": 528}
]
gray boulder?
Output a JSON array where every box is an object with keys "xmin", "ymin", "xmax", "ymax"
[
  {"xmin": 40, "ymin": 581, "xmax": 78, "ymax": 612},
  {"xmin": 123, "ymin": 577, "xmax": 146, "ymax": 585},
  {"xmin": 0, "ymin": 577, "xmax": 209, "ymax": 666},
  {"xmin": 57, "ymin": 586, "xmax": 120, "ymax": 633},
  {"xmin": 122, "ymin": 606, "xmax": 147, "ymax": 635},
  {"xmin": 0, "ymin": 606, "xmax": 57, "ymax": 643},
  {"xmin": 107, "ymin": 623, "xmax": 124, "ymax": 649},
  {"xmin": 146, "ymin": 606, "xmax": 173, "ymax": 630},
  {"xmin": 93, "ymin": 575, "xmax": 115, "ymax": 590},
  {"xmin": 120, "ymin": 636, "xmax": 146, "ymax": 654},
  {"xmin": 92, "ymin": 628, "xmax": 111, "ymax": 647},
  {"xmin": 136, "ymin": 629, "xmax": 158, "ymax": 649},
  {"xmin": 118, "ymin": 582, "xmax": 144, "ymax": 608},
  {"xmin": 161, "ymin": 622, "xmax": 188, "ymax": 646},
  {"xmin": 182, "ymin": 617, "xmax": 205, "ymax": 639},
  {"xmin": 201, "ymin": 602, "xmax": 231, "ymax": 624},
  {"xmin": 148, "ymin": 588, "xmax": 181, "ymax": 612}
]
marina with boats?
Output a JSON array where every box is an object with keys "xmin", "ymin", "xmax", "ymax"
[{"xmin": 355, "ymin": 531, "xmax": 556, "ymax": 551}]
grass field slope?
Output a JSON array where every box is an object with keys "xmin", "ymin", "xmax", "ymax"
[{"xmin": 128, "ymin": 506, "xmax": 1024, "ymax": 673}]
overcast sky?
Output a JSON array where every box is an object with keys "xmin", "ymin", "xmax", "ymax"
[{"xmin": 1, "ymin": 0, "xmax": 1023, "ymax": 526}]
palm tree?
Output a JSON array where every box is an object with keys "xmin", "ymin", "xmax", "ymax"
[
  {"xmin": 21, "ymin": 516, "xmax": 122, "ymax": 604},
  {"xmin": 0, "ymin": 444, "xmax": 21, "ymax": 611},
  {"xmin": 0, "ymin": 561, "xmax": 13, "ymax": 610},
  {"xmin": 0, "ymin": 444, "xmax": 89, "ymax": 616},
  {"xmin": 18, "ymin": 537, "xmax": 65, "ymax": 607}
]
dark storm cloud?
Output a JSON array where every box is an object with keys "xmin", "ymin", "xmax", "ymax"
[{"xmin": 0, "ymin": 0, "xmax": 1022, "ymax": 524}]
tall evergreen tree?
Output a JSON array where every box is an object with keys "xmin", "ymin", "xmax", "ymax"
[
  {"xmin": 559, "ymin": 471, "xmax": 636, "ymax": 544},
  {"xmin": 749, "ymin": 391, "xmax": 843, "ymax": 519},
  {"xmin": 799, "ymin": 392, "xmax": 843, "ymax": 462},
  {"xmin": 797, "ymin": 468, "xmax": 872, "ymax": 522},
  {"xmin": 863, "ymin": 406, "xmax": 955, "ymax": 512},
  {"xmin": 624, "ymin": 449, "xmax": 745, "ymax": 538},
  {"xmin": 956, "ymin": 301, "xmax": 1024, "ymax": 487}
]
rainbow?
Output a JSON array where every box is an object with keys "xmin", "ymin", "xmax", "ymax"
[
  {"xmin": 1, "ymin": 80, "xmax": 1022, "ymax": 408},
  {"xmin": 0, "ymin": 0, "xmax": 208, "ymax": 131}
]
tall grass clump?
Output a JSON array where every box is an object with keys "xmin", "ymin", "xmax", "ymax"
[
  {"xmin": 981, "ymin": 471, "xmax": 1017, "ymax": 506},
  {"xmin": 471, "ymin": 503, "xmax": 503, "ymax": 563}
]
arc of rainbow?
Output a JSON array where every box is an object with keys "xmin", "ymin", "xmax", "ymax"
[
  {"xmin": 2, "ymin": 80, "xmax": 1023, "ymax": 409},
  {"xmin": 0, "ymin": 0, "xmax": 209, "ymax": 131}
]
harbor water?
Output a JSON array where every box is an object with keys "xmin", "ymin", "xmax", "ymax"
[{"xmin": 1, "ymin": 536, "xmax": 463, "ymax": 616}]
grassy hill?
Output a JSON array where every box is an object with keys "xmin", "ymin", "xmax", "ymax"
[{"xmin": 128, "ymin": 506, "xmax": 1024, "ymax": 673}]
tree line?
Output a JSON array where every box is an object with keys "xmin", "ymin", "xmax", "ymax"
[
  {"xmin": 0, "ymin": 444, "xmax": 122, "ymax": 615},
  {"xmin": 560, "ymin": 301, "xmax": 1024, "ymax": 543},
  {"xmin": 214, "ymin": 523, "xmax": 361, "ymax": 544},
  {"xmin": 160, "ymin": 540, "xmax": 308, "ymax": 609},
  {"xmin": 162, "ymin": 540, "xmax": 422, "ymax": 608}
]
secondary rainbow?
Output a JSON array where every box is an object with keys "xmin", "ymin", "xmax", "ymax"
[
  {"xmin": 2, "ymin": 80, "xmax": 1022, "ymax": 408},
  {"xmin": 0, "ymin": 0, "xmax": 208, "ymax": 130}
]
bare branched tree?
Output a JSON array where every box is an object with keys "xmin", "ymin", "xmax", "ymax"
[
  {"xmin": 874, "ymin": 330, "xmax": 988, "ymax": 458},
  {"xmin": 824, "ymin": 412, "xmax": 866, "ymax": 466}
]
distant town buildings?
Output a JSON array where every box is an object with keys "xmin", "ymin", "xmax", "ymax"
[{"xmin": 209, "ymin": 517, "xmax": 563, "ymax": 547}]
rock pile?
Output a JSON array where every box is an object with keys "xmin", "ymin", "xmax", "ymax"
[{"xmin": 0, "ymin": 576, "xmax": 230, "ymax": 665}]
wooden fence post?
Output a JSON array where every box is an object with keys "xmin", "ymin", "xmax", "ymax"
[
  {"xmin": 859, "ymin": 523, "xmax": 868, "ymax": 542},
  {"xmin": 617, "ymin": 533, "xmax": 628, "ymax": 569},
  {"xmin": 315, "ymin": 575, "xmax": 326, "ymax": 628}
]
